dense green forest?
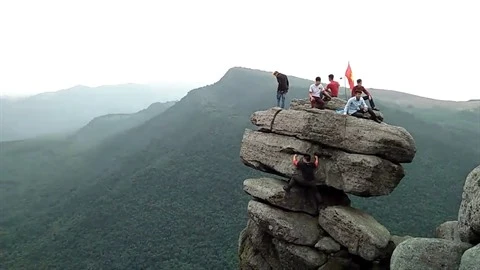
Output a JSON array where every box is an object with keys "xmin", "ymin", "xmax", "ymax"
[{"xmin": 0, "ymin": 67, "xmax": 479, "ymax": 269}]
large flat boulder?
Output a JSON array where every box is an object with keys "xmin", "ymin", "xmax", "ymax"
[
  {"xmin": 459, "ymin": 244, "xmax": 480, "ymax": 270},
  {"xmin": 290, "ymin": 98, "xmax": 384, "ymax": 121},
  {"xmin": 390, "ymin": 238, "xmax": 472, "ymax": 270},
  {"xmin": 318, "ymin": 205, "xmax": 391, "ymax": 261},
  {"xmin": 240, "ymin": 129, "xmax": 405, "ymax": 197},
  {"xmin": 243, "ymin": 177, "xmax": 318, "ymax": 215},
  {"xmin": 250, "ymin": 108, "xmax": 416, "ymax": 164},
  {"xmin": 247, "ymin": 200, "xmax": 322, "ymax": 246},
  {"xmin": 290, "ymin": 97, "xmax": 346, "ymax": 111},
  {"xmin": 458, "ymin": 165, "xmax": 480, "ymax": 244}
]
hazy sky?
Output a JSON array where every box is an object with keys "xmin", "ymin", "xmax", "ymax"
[{"xmin": 1, "ymin": 0, "xmax": 478, "ymax": 101}]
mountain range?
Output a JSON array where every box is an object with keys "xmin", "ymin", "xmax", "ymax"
[
  {"xmin": 0, "ymin": 67, "xmax": 479, "ymax": 269},
  {"xmin": 0, "ymin": 83, "xmax": 189, "ymax": 142}
]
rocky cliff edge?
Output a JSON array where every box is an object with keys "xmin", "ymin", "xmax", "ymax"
[{"xmin": 237, "ymin": 97, "xmax": 480, "ymax": 270}]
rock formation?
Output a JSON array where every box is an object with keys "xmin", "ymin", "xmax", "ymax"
[
  {"xmin": 237, "ymin": 98, "xmax": 417, "ymax": 269},
  {"xmin": 237, "ymin": 98, "xmax": 480, "ymax": 269},
  {"xmin": 392, "ymin": 164, "xmax": 480, "ymax": 270},
  {"xmin": 458, "ymin": 165, "xmax": 480, "ymax": 244}
]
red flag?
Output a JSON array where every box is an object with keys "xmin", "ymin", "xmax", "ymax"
[{"xmin": 345, "ymin": 62, "xmax": 355, "ymax": 90}]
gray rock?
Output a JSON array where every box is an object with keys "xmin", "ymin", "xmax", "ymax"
[
  {"xmin": 459, "ymin": 244, "xmax": 480, "ymax": 270},
  {"xmin": 243, "ymin": 177, "xmax": 318, "ymax": 215},
  {"xmin": 238, "ymin": 219, "xmax": 281, "ymax": 270},
  {"xmin": 318, "ymin": 257, "xmax": 361, "ymax": 270},
  {"xmin": 290, "ymin": 97, "xmax": 347, "ymax": 111},
  {"xmin": 458, "ymin": 165, "xmax": 480, "ymax": 244},
  {"xmin": 390, "ymin": 238, "xmax": 472, "ymax": 270},
  {"xmin": 390, "ymin": 235, "xmax": 413, "ymax": 247},
  {"xmin": 247, "ymin": 200, "xmax": 322, "ymax": 246},
  {"xmin": 318, "ymin": 250, "xmax": 364, "ymax": 270},
  {"xmin": 240, "ymin": 129, "xmax": 405, "ymax": 197},
  {"xmin": 273, "ymin": 238, "xmax": 328, "ymax": 270},
  {"xmin": 435, "ymin": 221, "xmax": 461, "ymax": 242},
  {"xmin": 290, "ymin": 97, "xmax": 384, "ymax": 121},
  {"xmin": 315, "ymin": 236, "xmax": 341, "ymax": 254},
  {"xmin": 318, "ymin": 206, "xmax": 391, "ymax": 261},
  {"xmin": 250, "ymin": 108, "xmax": 416, "ymax": 164}
]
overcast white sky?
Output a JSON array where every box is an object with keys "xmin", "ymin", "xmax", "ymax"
[{"xmin": 0, "ymin": 0, "xmax": 478, "ymax": 101}]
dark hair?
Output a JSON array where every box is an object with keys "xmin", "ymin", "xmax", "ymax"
[
  {"xmin": 328, "ymin": 74, "xmax": 334, "ymax": 80},
  {"xmin": 354, "ymin": 89, "xmax": 362, "ymax": 94},
  {"xmin": 357, "ymin": 79, "xmax": 362, "ymax": 83},
  {"xmin": 303, "ymin": 154, "xmax": 312, "ymax": 162},
  {"xmin": 315, "ymin": 77, "xmax": 321, "ymax": 82}
]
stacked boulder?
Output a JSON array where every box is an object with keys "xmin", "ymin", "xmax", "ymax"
[
  {"xmin": 391, "ymin": 165, "xmax": 480, "ymax": 270},
  {"xmin": 238, "ymin": 98, "xmax": 417, "ymax": 269}
]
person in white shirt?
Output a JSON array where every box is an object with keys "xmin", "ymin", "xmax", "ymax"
[
  {"xmin": 309, "ymin": 77, "xmax": 328, "ymax": 109},
  {"xmin": 344, "ymin": 89, "xmax": 381, "ymax": 123}
]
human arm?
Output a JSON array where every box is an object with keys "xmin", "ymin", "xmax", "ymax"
[
  {"xmin": 362, "ymin": 86, "xmax": 372, "ymax": 99},
  {"xmin": 308, "ymin": 85, "xmax": 314, "ymax": 100},
  {"xmin": 343, "ymin": 98, "xmax": 351, "ymax": 114},
  {"xmin": 321, "ymin": 84, "xmax": 331, "ymax": 98},
  {"xmin": 286, "ymin": 76, "xmax": 289, "ymax": 88},
  {"xmin": 292, "ymin": 154, "xmax": 299, "ymax": 166},
  {"xmin": 314, "ymin": 155, "xmax": 319, "ymax": 167},
  {"xmin": 361, "ymin": 98, "xmax": 368, "ymax": 111}
]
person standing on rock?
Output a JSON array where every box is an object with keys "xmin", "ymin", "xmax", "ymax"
[
  {"xmin": 325, "ymin": 74, "xmax": 340, "ymax": 98},
  {"xmin": 344, "ymin": 89, "xmax": 382, "ymax": 123},
  {"xmin": 283, "ymin": 153, "xmax": 323, "ymax": 210},
  {"xmin": 273, "ymin": 71, "xmax": 289, "ymax": 108},
  {"xmin": 351, "ymin": 79, "xmax": 379, "ymax": 111},
  {"xmin": 309, "ymin": 77, "xmax": 328, "ymax": 109}
]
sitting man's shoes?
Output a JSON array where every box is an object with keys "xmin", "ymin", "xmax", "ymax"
[
  {"xmin": 374, "ymin": 118, "xmax": 382, "ymax": 123},
  {"xmin": 372, "ymin": 108, "xmax": 380, "ymax": 111}
]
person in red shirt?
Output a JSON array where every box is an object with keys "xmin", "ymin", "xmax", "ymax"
[
  {"xmin": 283, "ymin": 153, "xmax": 323, "ymax": 209},
  {"xmin": 351, "ymin": 79, "xmax": 378, "ymax": 111},
  {"xmin": 325, "ymin": 74, "xmax": 340, "ymax": 98}
]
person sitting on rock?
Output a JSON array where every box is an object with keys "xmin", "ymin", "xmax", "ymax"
[
  {"xmin": 283, "ymin": 153, "xmax": 323, "ymax": 209},
  {"xmin": 309, "ymin": 77, "xmax": 329, "ymax": 109},
  {"xmin": 325, "ymin": 74, "xmax": 340, "ymax": 98},
  {"xmin": 344, "ymin": 89, "xmax": 382, "ymax": 123},
  {"xmin": 351, "ymin": 79, "xmax": 379, "ymax": 111}
]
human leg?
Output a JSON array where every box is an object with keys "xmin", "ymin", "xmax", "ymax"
[
  {"xmin": 280, "ymin": 93, "xmax": 286, "ymax": 108},
  {"xmin": 363, "ymin": 96, "xmax": 377, "ymax": 110},
  {"xmin": 314, "ymin": 97, "xmax": 325, "ymax": 109},
  {"xmin": 276, "ymin": 92, "xmax": 281, "ymax": 107},
  {"xmin": 283, "ymin": 176, "xmax": 297, "ymax": 191},
  {"xmin": 351, "ymin": 110, "xmax": 365, "ymax": 118},
  {"xmin": 366, "ymin": 107, "xmax": 381, "ymax": 123}
]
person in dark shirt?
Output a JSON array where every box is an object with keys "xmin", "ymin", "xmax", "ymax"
[
  {"xmin": 283, "ymin": 153, "xmax": 322, "ymax": 210},
  {"xmin": 351, "ymin": 79, "xmax": 379, "ymax": 110},
  {"xmin": 273, "ymin": 71, "xmax": 289, "ymax": 108}
]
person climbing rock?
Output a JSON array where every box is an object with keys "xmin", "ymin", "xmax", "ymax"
[
  {"xmin": 325, "ymin": 74, "xmax": 340, "ymax": 98},
  {"xmin": 273, "ymin": 71, "xmax": 289, "ymax": 108},
  {"xmin": 309, "ymin": 77, "xmax": 328, "ymax": 109},
  {"xmin": 283, "ymin": 153, "xmax": 323, "ymax": 209},
  {"xmin": 344, "ymin": 89, "xmax": 382, "ymax": 123},
  {"xmin": 351, "ymin": 79, "xmax": 379, "ymax": 110}
]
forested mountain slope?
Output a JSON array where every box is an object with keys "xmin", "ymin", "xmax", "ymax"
[{"xmin": 0, "ymin": 67, "xmax": 478, "ymax": 269}]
